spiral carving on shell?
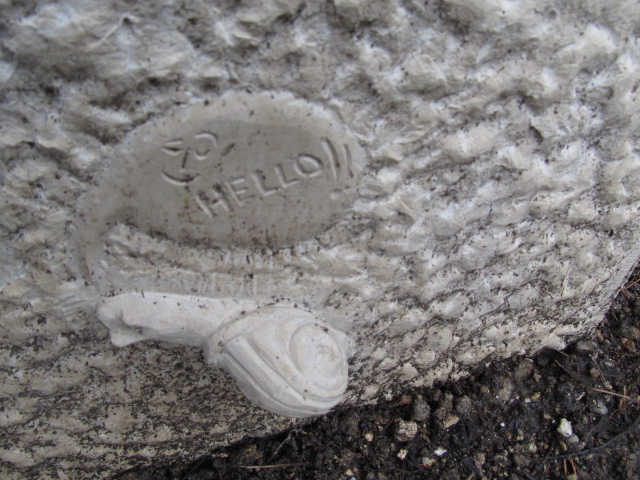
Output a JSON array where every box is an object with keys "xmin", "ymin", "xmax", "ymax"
[{"xmin": 210, "ymin": 307, "xmax": 351, "ymax": 418}]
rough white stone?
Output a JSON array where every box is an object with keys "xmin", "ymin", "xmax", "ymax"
[
  {"xmin": 557, "ymin": 418, "xmax": 573, "ymax": 438},
  {"xmin": 1, "ymin": 0, "xmax": 639, "ymax": 478}
]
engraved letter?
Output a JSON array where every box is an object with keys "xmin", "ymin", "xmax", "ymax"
[
  {"xmin": 192, "ymin": 132, "xmax": 218, "ymax": 161},
  {"xmin": 275, "ymin": 162, "xmax": 300, "ymax": 188},
  {"xmin": 294, "ymin": 154, "xmax": 324, "ymax": 178},
  {"xmin": 252, "ymin": 171, "xmax": 279, "ymax": 197},
  {"xmin": 227, "ymin": 176, "xmax": 257, "ymax": 206},
  {"xmin": 195, "ymin": 186, "xmax": 232, "ymax": 218}
]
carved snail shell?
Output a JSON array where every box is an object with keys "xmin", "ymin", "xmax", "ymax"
[
  {"xmin": 94, "ymin": 292, "xmax": 352, "ymax": 418},
  {"xmin": 207, "ymin": 307, "xmax": 352, "ymax": 418}
]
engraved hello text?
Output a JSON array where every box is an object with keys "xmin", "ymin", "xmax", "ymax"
[{"xmin": 159, "ymin": 130, "xmax": 351, "ymax": 218}]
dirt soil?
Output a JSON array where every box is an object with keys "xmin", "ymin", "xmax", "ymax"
[{"xmin": 118, "ymin": 265, "xmax": 640, "ymax": 480}]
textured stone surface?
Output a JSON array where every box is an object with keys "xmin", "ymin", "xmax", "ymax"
[{"xmin": 1, "ymin": 0, "xmax": 639, "ymax": 478}]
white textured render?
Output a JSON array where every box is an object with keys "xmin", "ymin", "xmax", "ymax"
[{"xmin": 1, "ymin": 0, "xmax": 639, "ymax": 478}]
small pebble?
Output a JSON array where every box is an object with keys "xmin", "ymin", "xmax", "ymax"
[
  {"xmin": 567, "ymin": 434, "xmax": 580, "ymax": 444},
  {"xmin": 592, "ymin": 399, "xmax": 609, "ymax": 415},
  {"xmin": 495, "ymin": 454, "xmax": 508, "ymax": 467},
  {"xmin": 411, "ymin": 395, "xmax": 430, "ymax": 422},
  {"xmin": 364, "ymin": 432, "xmax": 374, "ymax": 442},
  {"xmin": 397, "ymin": 449, "xmax": 408, "ymax": 460},
  {"xmin": 455, "ymin": 395, "xmax": 473, "ymax": 415},
  {"xmin": 626, "ymin": 326, "xmax": 640, "ymax": 341},
  {"xmin": 395, "ymin": 420, "xmax": 418, "ymax": 442},
  {"xmin": 494, "ymin": 376, "xmax": 514, "ymax": 401},
  {"xmin": 621, "ymin": 337, "xmax": 636, "ymax": 353},
  {"xmin": 434, "ymin": 447, "xmax": 447, "ymax": 456},
  {"xmin": 557, "ymin": 418, "xmax": 573, "ymax": 438},
  {"xmin": 442, "ymin": 414, "xmax": 460, "ymax": 429},
  {"xmin": 513, "ymin": 453, "xmax": 529, "ymax": 467},
  {"xmin": 421, "ymin": 457, "xmax": 436, "ymax": 467}
]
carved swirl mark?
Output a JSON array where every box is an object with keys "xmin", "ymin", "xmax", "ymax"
[
  {"xmin": 322, "ymin": 138, "xmax": 339, "ymax": 181},
  {"xmin": 321, "ymin": 138, "xmax": 353, "ymax": 182}
]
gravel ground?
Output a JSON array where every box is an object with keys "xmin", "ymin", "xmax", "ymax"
[{"xmin": 118, "ymin": 264, "xmax": 640, "ymax": 480}]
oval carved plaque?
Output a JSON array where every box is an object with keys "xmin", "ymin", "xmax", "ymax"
[{"xmin": 88, "ymin": 91, "xmax": 366, "ymax": 248}]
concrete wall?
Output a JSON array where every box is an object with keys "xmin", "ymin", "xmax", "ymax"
[{"xmin": 1, "ymin": 0, "xmax": 639, "ymax": 478}]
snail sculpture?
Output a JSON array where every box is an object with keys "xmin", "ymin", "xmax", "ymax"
[
  {"xmin": 77, "ymin": 91, "xmax": 364, "ymax": 417},
  {"xmin": 97, "ymin": 292, "xmax": 352, "ymax": 417}
]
